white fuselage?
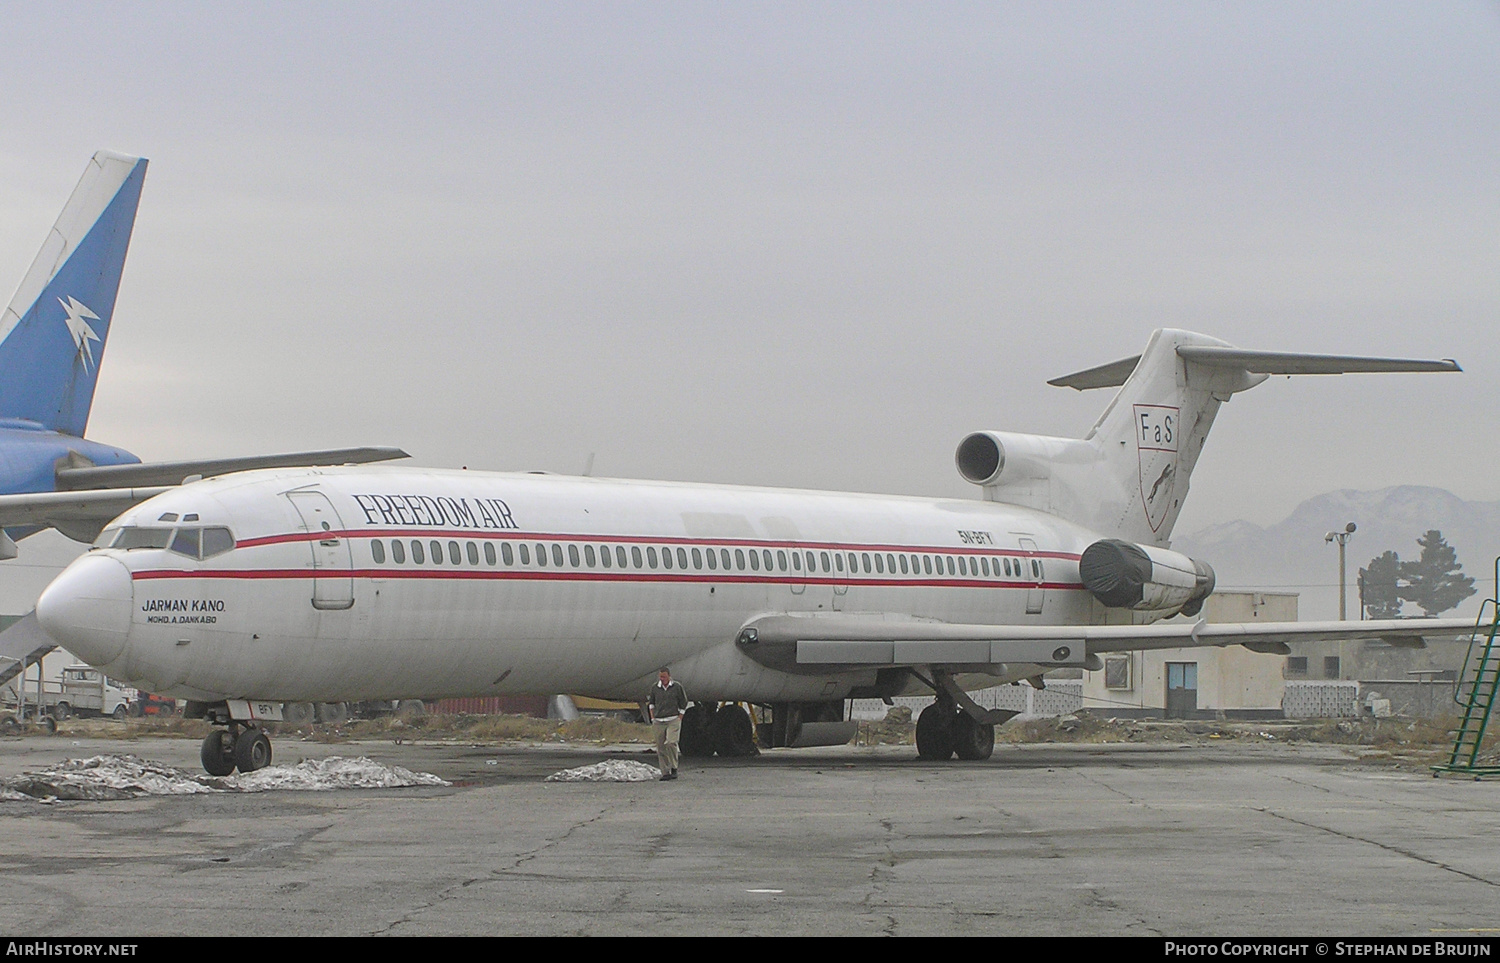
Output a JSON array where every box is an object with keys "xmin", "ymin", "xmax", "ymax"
[{"xmin": 38, "ymin": 466, "xmax": 1103, "ymax": 705}]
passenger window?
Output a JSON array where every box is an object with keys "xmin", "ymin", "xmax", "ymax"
[
  {"xmin": 946, "ymin": 557, "xmax": 956, "ymax": 575},
  {"xmin": 873, "ymin": 554, "xmax": 884, "ymax": 574},
  {"xmin": 734, "ymin": 549, "xmax": 745, "ymax": 570},
  {"xmin": 834, "ymin": 553, "xmax": 844, "ymax": 573},
  {"xmin": 820, "ymin": 551, "xmax": 831, "ymax": 572},
  {"xmin": 569, "ymin": 544, "xmax": 580, "ymax": 567},
  {"xmin": 677, "ymin": 547, "xmax": 688, "ymax": 569},
  {"xmin": 706, "ymin": 548, "xmax": 717, "ymax": 570},
  {"xmin": 692, "ymin": 548, "xmax": 702, "ymax": 569},
  {"xmin": 412, "ymin": 540, "xmax": 426, "ymax": 564},
  {"xmin": 1034, "ymin": 559, "xmax": 1043, "ymax": 578},
  {"xmin": 862, "ymin": 552, "xmax": 872, "ymax": 573},
  {"xmin": 616, "ymin": 546, "xmax": 627, "ymax": 568},
  {"xmin": 585, "ymin": 545, "xmax": 596, "ymax": 566},
  {"xmin": 372, "ymin": 539, "xmax": 386, "ymax": 564},
  {"xmin": 777, "ymin": 550, "xmax": 787, "ymax": 571},
  {"xmin": 898, "ymin": 554, "xmax": 908, "ymax": 574},
  {"xmin": 749, "ymin": 551, "xmax": 759, "ymax": 571},
  {"xmin": 201, "ymin": 527, "xmax": 236, "ymax": 558},
  {"xmin": 957, "ymin": 556, "xmax": 967, "ymax": 576},
  {"xmin": 430, "ymin": 540, "xmax": 443, "ymax": 564},
  {"xmin": 518, "ymin": 543, "xmax": 529, "ymax": 564},
  {"xmin": 791, "ymin": 551, "xmax": 801, "ymax": 571},
  {"xmin": 807, "ymin": 551, "xmax": 817, "ymax": 572},
  {"xmin": 485, "ymin": 543, "xmax": 497, "ymax": 565},
  {"xmin": 763, "ymin": 550, "xmax": 773, "ymax": 570},
  {"xmin": 632, "ymin": 546, "xmax": 644, "ymax": 568},
  {"xmin": 600, "ymin": 545, "xmax": 611, "ymax": 568},
  {"xmin": 923, "ymin": 556, "xmax": 932, "ymax": 575},
  {"xmin": 661, "ymin": 547, "xmax": 673, "ymax": 569},
  {"xmin": 450, "ymin": 541, "xmax": 463, "ymax": 565},
  {"xmin": 466, "ymin": 541, "xmax": 479, "ymax": 565},
  {"xmin": 392, "ymin": 539, "xmax": 406, "ymax": 564},
  {"xmin": 535, "ymin": 543, "xmax": 547, "ymax": 566},
  {"xmin": 552, "ymin": 544, "xmax": 564, "ymax": 567},
  {"xmin": 886, "ymin": 553, "xmax": 897, "ymax": 573}
]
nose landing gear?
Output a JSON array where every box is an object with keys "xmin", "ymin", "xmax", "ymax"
[{"xmin": 200, "ymin": 723, "xmax": 274, "ymax": 776}]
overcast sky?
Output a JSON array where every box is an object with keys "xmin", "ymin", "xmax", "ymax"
[{"xmin": 1, "ymin": 1, "xmax": 1496, "ymax": 563}]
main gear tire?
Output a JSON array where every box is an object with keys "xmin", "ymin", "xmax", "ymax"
[
  {"xmin": 915, "ymin": 704, "xmax": 957, "ymax": 761},
  {"xmin": 680, "ymin": 702, "xmax": 718, "ymax": 758},
  {"xmin": 953, "ymin": 712, "xmax": 996, "ymax": 761},
  {"xmin": 711, "ymin": 703, "xmax": 758, "ymax": 757}
]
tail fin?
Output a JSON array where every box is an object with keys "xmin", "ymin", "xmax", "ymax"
[
  {"xmin": 959, "ymin": 329, "xmax": 1459, "ymax": 546},
  {"xmin": 0, "ymin": 151, "xmax": 147, "ymax": 437}
]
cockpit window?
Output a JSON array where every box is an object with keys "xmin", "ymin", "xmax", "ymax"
[
  {"xmin": 169, "ymin": 527, "xmax": 201, "ymax": 558},
  {"xmin": 100, "ymin": 525, "xmax": 236, "ymax": 559},
  {"xmin": 114, "ymin": 528, "xmax": 173, "ymax": 550},
  {"xmin": 200, "ymin": 527, "xmax": 236, "ymax": 559}
]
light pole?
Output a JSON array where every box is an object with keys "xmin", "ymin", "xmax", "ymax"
[{"xmin": 1325, "ymin": 522, "xmax": 1357, "ymax": 621}]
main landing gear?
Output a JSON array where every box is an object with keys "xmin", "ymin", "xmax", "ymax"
[
  {"xmin": 679, "ymin": 702, "xmax": 759, "ymax": 758},
  {"xmin": 914, "ymin": 669, "xmax": 1019, "ymax": 762}
]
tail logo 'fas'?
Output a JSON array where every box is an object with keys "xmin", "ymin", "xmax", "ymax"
[
  {"xmin": 1135, "ymin": 404, "xmax": 1179, "ymax": 533},
  {"xmin": 58, "ymin": 296, "xmax": 102, "ymax": 373}
]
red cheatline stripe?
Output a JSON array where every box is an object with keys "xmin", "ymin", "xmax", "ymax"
[
  {"xmin": 130, "ymin": 567, "xmax": 1084, "ymax": 590},
  {"xmin": 234, "ymin": 529, "xmax": 1083, "ymax": 561}
]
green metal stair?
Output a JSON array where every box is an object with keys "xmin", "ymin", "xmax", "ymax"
[{"xmin": 1433, "ymin": 561, "xmax": 1500, "ymax": 779}]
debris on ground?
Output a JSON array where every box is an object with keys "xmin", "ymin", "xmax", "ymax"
[
  {"xmin": 545, "ymin": 760, "xmax": 663, "ymax": 783},
  {"xmin": 0, "ymin": 754, "xmax": 448, "ymax": 802}
]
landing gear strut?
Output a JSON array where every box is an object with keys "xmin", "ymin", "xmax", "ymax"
[{"xmin": 199, "ymin": 719, "xmax": 273, "ymax": 776}]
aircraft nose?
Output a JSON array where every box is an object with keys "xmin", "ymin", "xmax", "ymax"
[{"xmin": 36, "ymin": 554, "xmax": 133, "ymax": 665}]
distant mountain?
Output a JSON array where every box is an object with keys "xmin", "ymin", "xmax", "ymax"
[{"xmin": 1173, "ymin": 486, "xmax": 1500, "ymax": 622}]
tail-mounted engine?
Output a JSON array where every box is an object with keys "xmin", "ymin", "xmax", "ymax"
[{"xmin": 1079, "ymin": 538, "xmax": 1215, "ymax": 617}]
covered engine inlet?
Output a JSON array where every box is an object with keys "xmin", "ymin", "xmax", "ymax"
[{"xmin": 1078, "ymin": 539, "xmax": 1216, "ymax": 617}]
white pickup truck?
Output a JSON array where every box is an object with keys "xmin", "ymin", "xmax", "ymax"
[{"xmin": 48, "ymin": 665, "xmax": 135, "ymax": 720}]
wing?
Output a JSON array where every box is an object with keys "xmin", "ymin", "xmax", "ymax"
[
  {"xmin": 54, "ymin": 446, "xmax": 409, "ymax": 490},
  {"xmin": 0, "ymin": 487, "xmax": 172, "ymax": 546},
  {"xmin": 735, "ymin": 612, "xmax": 1475, "ymax": 674}
]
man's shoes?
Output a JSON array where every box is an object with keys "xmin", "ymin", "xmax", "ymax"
[{"xmin": 660, "ymin": 772, "xmax": 677, "ymax": 781}]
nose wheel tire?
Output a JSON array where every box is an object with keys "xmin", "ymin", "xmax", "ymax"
[
  {"xmin": 201, "ymin": 730, "xmax": 236, "ymax": 776},
  {"xmin": 234, "ymin": 729, "xmax": 273, "ymax": 772}
]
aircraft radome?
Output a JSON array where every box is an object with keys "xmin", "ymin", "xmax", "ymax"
[{"xmin": 34, "ymin": 327, "xmax": 1470, "ymax": 775}]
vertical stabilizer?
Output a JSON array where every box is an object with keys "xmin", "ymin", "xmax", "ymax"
[
  {"xmin": 961, "ymin": 329, "xmax": 1458, "ymax": 547},
  {"xmin": 0, "ymin": 151, "xmax": 147, "ymax": 437}
]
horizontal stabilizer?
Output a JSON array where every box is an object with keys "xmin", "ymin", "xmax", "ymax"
[
  {"xmin": 1175, "ymin": 346, "xmax": 1461, "ymax": 375},
  {"xmin": 1047, "ymin": 354, "xmax": 1142, "ymax": 391},
  {"xmin": 55, "ymin": 446, "xmax": 409, "ymax": 490},
  {"xmin": 1049, "ymin": 342, "xmax": 1459, "ymax": 391}
]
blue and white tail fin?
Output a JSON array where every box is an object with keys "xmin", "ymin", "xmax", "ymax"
[
  {"xmin": 0, "ymin": 151, "xmax": 147, "ymax": 438},
  {"xmin": 957, "ymin": 328, "xmax": 1459, "ymax": 546}
]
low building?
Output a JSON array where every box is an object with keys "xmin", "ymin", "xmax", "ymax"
[{"xmin": 1081, "ymin": 591, "xmax": 1298, "ymax": 720}]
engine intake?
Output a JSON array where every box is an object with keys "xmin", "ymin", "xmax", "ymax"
[{"xmin": 1079, "ymin": 539, "xmax": 1215, "ymax": 616}]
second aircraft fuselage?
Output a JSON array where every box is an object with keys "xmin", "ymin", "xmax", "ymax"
[{"xmin": 38, "ymin": 466, "xmax": 1102, "ymax": 705}]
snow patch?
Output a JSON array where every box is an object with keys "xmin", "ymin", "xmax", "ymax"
[
  {"xmin": 545, "ymin": 760, "xmax": 663, "ymax": 782},
  {"xmin": 0, "ymin": 754, "xmax": 448, "ymax": 801}
]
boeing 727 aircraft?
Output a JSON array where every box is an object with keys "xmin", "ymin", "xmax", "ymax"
[
  {"xmin": 35, "ymin": 328, "xmax": 1469, "ymax": 775},
  {"xmin": 0, "ymin": 152, "xmax": 406, "ymax": 558}
]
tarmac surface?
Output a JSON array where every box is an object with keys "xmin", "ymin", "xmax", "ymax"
[{"xmin": 0, "ymin": 733, "xmax": 1496, "ymax": 937}]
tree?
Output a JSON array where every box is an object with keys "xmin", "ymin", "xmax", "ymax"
[
  {"xmin": 1358, "ymin": 550, "xmax": 1404, "ymax": 619},
  {"xmin": 1399, "ymin": 530, "xmax": 1475, "ymax": 617}
]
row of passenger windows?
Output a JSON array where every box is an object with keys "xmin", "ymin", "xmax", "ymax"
[{"xmin": 368, "ymin": 538, "xmax": 1044, "ymax": 579}]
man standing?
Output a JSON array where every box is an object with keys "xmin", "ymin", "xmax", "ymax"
[{"xmin": 648, "ymin": 667, "xmax": 688, "ymax": 781}]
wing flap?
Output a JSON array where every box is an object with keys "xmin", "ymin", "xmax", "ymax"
[
  {"xmin": 740, "ymin": 613, "xmax": 1474, "ymax": 674},
  {"xmin": 0, "ymin": 487, "xmax": 170, "ymax": 540}
]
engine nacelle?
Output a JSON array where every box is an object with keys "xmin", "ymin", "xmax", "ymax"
[
  {"xmin": 955, "ymin": 431, "xmax": 1095, "ymax": 487},
  {"xmin": 1078, "ymin": 539, "xmax": 1216, "ymax": 616}
]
